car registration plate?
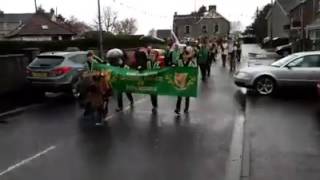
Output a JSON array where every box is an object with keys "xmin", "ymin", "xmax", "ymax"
[{"xmin": 32, "ymin": 72, "xmax": 47, "ymax": 78}]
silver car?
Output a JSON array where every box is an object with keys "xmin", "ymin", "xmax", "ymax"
[
  {"xmin": 26, "ymin": 51, "xmax": 89, "ymax": 97},
  {"xmin": 234, "ymin": 51, "xmax": 320, "ymax": 95}
]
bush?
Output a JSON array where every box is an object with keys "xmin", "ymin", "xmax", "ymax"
[{"xmin": 0, "ymin": 35, "xmax": 164, "ymax": 54}]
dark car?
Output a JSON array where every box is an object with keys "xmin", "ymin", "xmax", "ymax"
[
  {"xmin": 26, "ymin": 51, "xmax": 89, "ymax": 98},
  {"xmin": 276, "ymin": 43, "xmax": 292, "ymax": 57},
  {"xmin": 272, "ymin": 37, "xmax": 289, "ymax": 48}
]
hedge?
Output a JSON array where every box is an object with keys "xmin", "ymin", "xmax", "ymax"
[{"xmin": 0, "ymin": 35, "xmax": 165, "ymax": 54}]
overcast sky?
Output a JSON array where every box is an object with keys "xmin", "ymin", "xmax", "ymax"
[{"xmin": 1, "ymin": 0, "xmax": 271, "ymax": 34}]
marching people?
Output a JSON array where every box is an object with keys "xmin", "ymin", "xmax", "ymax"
[
  {"xmin": 207, "ymin": 41, "xmax": 215, "ymax": 77},
  {"xmin": 175, "ymin": 46, "xmax": 197, "ymax": 115},
  {"xmin": 197, "ymin": 43, "xmax": 209, "ymax": 81},
  {"xmin": 86, "ymin": 51, "xmax": 99, "ymax": 71},
  {"xmin": 107, "ymin": 48, "xmax": 134, "ymax": 112},
  {"xmin": 228, "ymin": 39, "xmax": 236, "ymax": 72},
  {"xmin": 147, "ymin": 50, "xmax": 161, "ymax": 113},
  {"xmin": 164, "ymin": 44, "xmax": 172, "ymax": 66},
  {"xmin": 170, "ymin": 44, "xmax": 181, "ymax": 67},
  {"xmin": 221, "ymin": 40, "xmax": 228, "ymax": 68},
  {"xmin": 236, "ymin": 41, "xmax": 242, "ymax": 62}
]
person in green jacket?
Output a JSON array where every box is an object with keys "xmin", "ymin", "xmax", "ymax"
[
  {"xmin": 147, "ymin": 50, "xmax": 161, "ymax": 113},
  {"xmin": 170, "ymin": 44, "xmax": 181, "ymax": 66},
  {"xmin": 86, "ymin": 51, "xmax": 99, "ymax": 71},
  {"xmin": 197, "ymin": 44, "xmax": 209, "ymax": 81}
]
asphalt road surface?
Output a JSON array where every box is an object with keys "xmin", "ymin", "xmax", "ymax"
[{"xmin": 0, "ymin": 63, "xmax": 243, "ymax": 180}]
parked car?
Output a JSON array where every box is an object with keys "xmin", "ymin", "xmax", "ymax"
[
  {"xmin": 276, "ymin": 43, "xmax": 292, "ymax": 57},
  {"xmin": 234, "ymin": 51, "xmax": 320, "ymax": 95},
  {"xmin": 272, "ymin": 37, "xmax": 289, "ymax": 48},
  {"xmin": 26, "ymin": 51, "xmax": 89, "ymax": 98},
  {"xmin": 152, "ymin": 49, "xmax": 166, "ymax": 67}
]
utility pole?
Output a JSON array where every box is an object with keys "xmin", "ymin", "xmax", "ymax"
[
  {"xmin": 270, "ymin": 0, "xmax": 273, "ymax": 47},
  {"xmin": 34, "ymin": 0, "xmax": 38, "ymax": 12},
  {"xmin": 97, "ymin": 0, "xmax": 104, "ymax": 58}
]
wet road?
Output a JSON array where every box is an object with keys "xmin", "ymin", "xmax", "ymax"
[
  {"xmin": 246, "ymin": 93, "xmax": 320, "ymax": 180},
  {"xmin": 0, "ymin": 64, "xmax": 243, "ymax": 180},
  {"xmin": 242, "ymin": 44, "xmax": 320, "ymax": 180}
]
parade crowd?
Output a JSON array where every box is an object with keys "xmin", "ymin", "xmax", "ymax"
[{"xmin": 84, "ymin": 37, "xmax": 242, "ymax": 125}]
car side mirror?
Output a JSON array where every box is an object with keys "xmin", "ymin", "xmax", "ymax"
[{"xmin": 286, "ymin": 65, "xmax": 292, "ymax": 69}]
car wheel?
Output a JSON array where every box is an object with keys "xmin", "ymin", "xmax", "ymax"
[{"xmin": 254, "ymin": 76, "xmax": 276, "ymax": 95}]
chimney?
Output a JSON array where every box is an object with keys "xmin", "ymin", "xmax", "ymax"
[
  {"xmin": 209, "ymin": 5, "xmax": 216, "ymax": 12},
  {"xmin": 174, "ymin": 12, "xmax": 178, "ymax": 16}
]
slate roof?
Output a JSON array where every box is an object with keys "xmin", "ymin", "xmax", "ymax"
[
  {"xmin": 156, "ymin": 29, "xmax": 171, "ymax": 39},
  {"xmin": 0, "ymin": 13, "xmax": 33, "ymax": 23},
  {"xmin": 6, "ymin": 14, "xmax": 75, "ymax": 37},
  {"xmin": 277, "ymin": 0, "xmax": 301, "ymax": 14}
]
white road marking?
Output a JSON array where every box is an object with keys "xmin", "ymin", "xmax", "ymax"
[
  {"xmin": 0, "ymin": 103, "xmax": 44, "ymax": 118},
  {"xmin": 104, "ymin": 98, "xmax": 147, "ymax": 122},
  {"xmin": 225, "ymin": 114, "xmax": 246, "ymax": 180},
  {"xmin": 0, "ymin": 146, "xmax": 56, "ymax": 176}
]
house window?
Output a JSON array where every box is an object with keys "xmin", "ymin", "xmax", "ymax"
[
  {"xmin": 202, "ymin": 25, "xmax": 207, "ymax": 33},
  {"xmin": 41, "ymin": 25, "xmax": 49, "ymax": 30},
  {"xmin": 185, "ymin": 25, "xmax": 191, "ymax": 34},
  {"xmin": 214, "ymin": 24, "xmax": 219, "ymax": 33}
]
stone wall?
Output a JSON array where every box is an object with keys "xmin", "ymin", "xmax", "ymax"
[{"xmin": 0, "ymin": 54, "xmax": 30, "ymax": 94}]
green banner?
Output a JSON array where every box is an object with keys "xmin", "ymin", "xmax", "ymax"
[{"xmin": 92, "ymin": 64, "xmax": 199, "ymax": 97}]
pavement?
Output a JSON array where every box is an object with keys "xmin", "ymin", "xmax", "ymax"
[
  {"xmin": 0, "ymin": 58, "xmax": 244, "ymax": 180},
  {"xmin": 0, "ymin": 44, "xmax": 319, "ymax": 180}
]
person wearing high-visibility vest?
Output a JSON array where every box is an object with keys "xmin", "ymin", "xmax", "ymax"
[
  {"xmin": 86, "ymin": 51, "xmax": 99, "ymax": 71},
  {"xmin": 174, "ymin": 47, "xmax": 197, "ymax": 115},
  {"xmin": 147, "ymin": 50, "xmax": 161, "ymax": 113},
  {"xmin": 170, "ymin": 44, "xmax": 181, "ymax": 67}
]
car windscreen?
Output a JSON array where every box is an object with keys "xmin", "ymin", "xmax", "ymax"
[
  {"xmin": 271, "ymin": 54, "xmax": 299, "ymax": 67},
  {"xmin": 30, "ymin": 56, "xmax": 65, "ymax": 68}
]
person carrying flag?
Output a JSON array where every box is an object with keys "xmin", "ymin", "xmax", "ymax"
[
  {"xmin": 174, "ymin": 46, "xmax": 197, "ymax": 115},
  {"xmin": 147, "ymin": 50, "xmax": 161, "ymax": 113}
]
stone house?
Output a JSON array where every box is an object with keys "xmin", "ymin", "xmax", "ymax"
[
  {"xmin": 173, "ymin": 5, "xmax": 230, "ymax": 41},
  {"xmin": 266, "ymin": 0, "xmax": 300, "ymax": 39}
]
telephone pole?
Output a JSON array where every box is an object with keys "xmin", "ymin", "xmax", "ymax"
[
  {"xmin": 270, "ymin": 0, "xmax": 274, "ymax": 47},
  {"xmin": 97, "ymin": 0, "xmax": 104, "ymax": 58},
  {"xmin": 34, "ymin": 0, "xmax": 38, "ymax": 12}
]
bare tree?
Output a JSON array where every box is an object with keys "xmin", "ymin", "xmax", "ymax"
[
  {"xmin": 148, "ymin": 28, "xmax": 156, "ymax": 36},
  {"xmin": 103, "ymin": 6, "xmax": 118, "ymax": 32},
  {"xmin": 66, "ymin": 16, "xmax": 92, "ymax": 35},
  {"xmin": 93, "ymin": 6, "xmax": 118, "ymax": 33},
  {"xmin": 114, "ymin": 18, "xmax": 138, "ymax": 35}
]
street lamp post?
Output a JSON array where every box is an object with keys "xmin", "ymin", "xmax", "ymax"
[
  {"xmin": 97, "ymin": 0, "xmax": 104, "ymax": 58},
  {"xmin": 270, "ymin": 0, "xmax": 273, "ymax": 47}
]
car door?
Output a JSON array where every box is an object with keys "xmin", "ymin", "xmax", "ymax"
[
  {"xmin": 307, "ymin": 55, "xmax": 320, "ymax": 84},
  {"xmin": 283, "ymin": 55, "xmax": 319, "ymax": 86}
]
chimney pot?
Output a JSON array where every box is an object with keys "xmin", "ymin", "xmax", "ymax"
[{"xmin": 209, "ymin": 5, "xmax": 216, "ymax": 12}]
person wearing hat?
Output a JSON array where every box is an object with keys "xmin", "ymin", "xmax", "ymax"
[
  {"xmin": 107, "ymin": 49, "xmax": 134, "ymax": 112},
  {"xmin": 147, "ymin": 50, "xmax": 161, "ymax": 113}
]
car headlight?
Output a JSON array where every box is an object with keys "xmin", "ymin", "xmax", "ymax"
[{"xmin": 235, "ymin": 72, "xmax": 251, "ymax": 79}]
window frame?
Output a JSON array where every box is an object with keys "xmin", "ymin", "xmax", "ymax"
[
  {"xmin": 184, "ymin": 25, "xmax": 191, "ymax": 34},
  {"xmin": 287, "ymin": 55, "xmax": 320, "ymax": 68},
  {"xmin": 202, "ymin": 25, "xmax": 208, "ymax": 33}
]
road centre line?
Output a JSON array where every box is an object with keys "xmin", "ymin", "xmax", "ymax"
[{"xmin": 0, "ymin": 146, "xmax": 56, "ymax": 177}]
